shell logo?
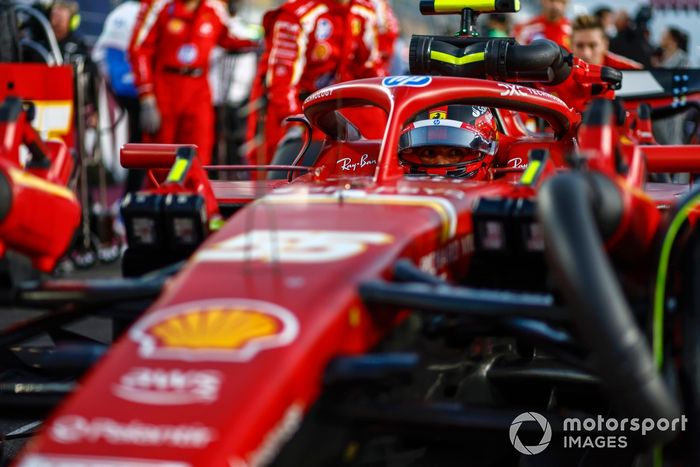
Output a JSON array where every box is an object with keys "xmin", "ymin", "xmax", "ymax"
[
  {"xmin": 130, "ymin": 300, "xmax": 299, "ymax": 362},
  {"xmin": 167, "ymin": 18, "xmax": 185, "ymax": 34}
]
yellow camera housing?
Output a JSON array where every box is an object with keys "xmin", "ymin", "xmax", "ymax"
[{"xmin": 419, "ymin": 0, "xmax": 520, "ymax": 14}]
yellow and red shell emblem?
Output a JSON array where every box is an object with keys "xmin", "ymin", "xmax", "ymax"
[
  {"xmin": 130, "ymin": 300, "xmax": 299, "ymax": 362},
  {"xmin": 311, "ymin": 42, "xmax": 331, "ymax": 62},
  {"xmin": 351, "ymin": 18, "xmax": 361, "ymax": 36},
  {"xmin": 167, "ymin": 18, "xmax": 185, "ymax": 34}
]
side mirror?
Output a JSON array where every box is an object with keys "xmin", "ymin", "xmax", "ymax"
[{"xmin": 284, "ymin": 115, "xmax": 313, "ymax": 182}]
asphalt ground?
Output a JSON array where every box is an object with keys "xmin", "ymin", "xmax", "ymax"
[{"xmin": 0, "ymin": 258, "xmax": 123, "ymax": 465}]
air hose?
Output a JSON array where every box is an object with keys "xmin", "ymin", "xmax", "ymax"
[
  {"xmin": 409, "ymin": 36, "xmax": 572, "ymax": 85},
  {"xmin": 537, "ymin": 172, "xmax": 680, "ymax": 444}
]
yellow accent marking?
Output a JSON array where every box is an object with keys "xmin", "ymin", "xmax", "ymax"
[
  {"xmin": 344, "ymin": 442, "xmax": 360, "ymax": 462},
  {"xmin": 429, "ymin": 50, "xmax": 485, "ymax": 66},
  {"xmin": 167, "ymin": 158, "xmax": 189, "ymax": 183},
  {"xmin": 619, "ymin": 135, "xmax": 633, "ymax": 145},
  {"xmin": 209, "ymin": 217, "xmax": 224, "ymax": 231},
  {"xmin": 7, "ymin": 168, "xmax": 75, "ymax": 201},
  {"xmin": 429, "ymin": 111, "xmax": 447, "ymax": 119},
  {"xmin": 514, "ymin": 0, "xmax": 521, "ymax": 11},
  {"xmin": 520, "ymin": 160, "xmax": 542, "ymax": 185},
  {"xmin": 434, "ymin": 0, "xmax": 497, "ymax": 12},
  {"xmin": 349, "ymin": 307, "xmax": 361, "ymax": 328},
  {"xmin": 30, "ymin": 100, "xmax": 74, "ymax": 136}
]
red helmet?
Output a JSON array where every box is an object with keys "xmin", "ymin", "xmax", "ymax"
[{"xmin": 399, "ymin": 105, "xmax": 498, "ymax": 179}]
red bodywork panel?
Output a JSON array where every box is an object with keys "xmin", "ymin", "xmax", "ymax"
[
  {"xmin": 0, "ymin": 64, "xmax": 75, "ymax": 149},
  {"xmin": 0, "ymin": 96, "xmax": 79, "ymax": 272},
  {"xmin": 15, "ymin": 75, "xmax": 700, "ymax": 465}
]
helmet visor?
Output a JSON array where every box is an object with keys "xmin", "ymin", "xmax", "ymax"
[{"xmin": 398, "ymin": 119, "xmax": 496, "ymax": 156}]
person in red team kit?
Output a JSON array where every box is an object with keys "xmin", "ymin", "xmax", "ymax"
[
  {"xmin": 371, "ymin": 0, "xmax": 400, "ymax": 73},
  {"xmin": 130, "ymin": 0, "xmax": 258, "ymax": 165},
  {"xmin": 248, "ymin": 0, "xmax": 385, "ymax": 167},
  {"xmin": 513, "ymin": 0, "xmax": 571, "ymax": 50},
  {"xmin": 571, "ymin": 15, "xmax": 642, "ymax": 70}
]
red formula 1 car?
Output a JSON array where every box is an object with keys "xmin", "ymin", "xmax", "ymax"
[{"xmin": 4, "ymin": 1, "xmax": 700, "ymax": 466}]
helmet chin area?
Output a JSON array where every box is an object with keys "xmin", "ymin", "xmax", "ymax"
[{"xmin": 400, "ymin": 157, "xmax": 485, "ymax": 179}]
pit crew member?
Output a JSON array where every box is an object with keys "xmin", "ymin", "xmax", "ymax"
[
  {"xmin": 513, "ymin": 0, "xmax": 571, "ymax": 50},
  {"xmin": 130, "ymin": 0, "xmax": 258, "ymax": 165},
  {"xmin": 248, "ymin": 0, "xmax": 385, "ymax": 166}
]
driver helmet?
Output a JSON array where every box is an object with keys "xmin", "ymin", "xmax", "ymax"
[{"xmin": 399, "ymin": 105, "xmax": 498, "ymax": 179}]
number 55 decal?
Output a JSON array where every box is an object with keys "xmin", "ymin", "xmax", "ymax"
[{"xmin": 195, "ymin": 230, "xmax": 393, "ymax": 263}]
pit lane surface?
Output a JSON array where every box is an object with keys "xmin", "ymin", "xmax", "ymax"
[{"xmin": 0, "ymin": 259, "xmax": 121, "ymax": 465}]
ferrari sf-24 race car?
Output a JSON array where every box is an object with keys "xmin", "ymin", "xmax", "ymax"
[{"xmin": 3, "ymin": 1, "xmax": 700, "ymax": 466}]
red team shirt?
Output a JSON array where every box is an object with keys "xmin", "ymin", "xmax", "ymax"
[
  {"xmin": 129, "ymin": 0, "xmax": 257, "ymax": 164},
  {"xmin": 513, "ymin": 15, "xmax": 572, "ymax": 50},
  {"xmin": 131, "ymin": 0, "xmax": 256, "ymax": 97},
  {"xmin": 248, "ymin": 0, "xmax": 384, "ymax": 163}
]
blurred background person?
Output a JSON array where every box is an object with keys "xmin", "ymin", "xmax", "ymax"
[
  {"xmin": 371, "ymin": 0, "xmax": 399, "ymax": 74},
  {"xmin": 484, "ymin": 13, "xmax": 510, "ymax": 38},
  {"xmin": 592, "ymin": 6, "xmax": 616, "ymax": 38},
  {"xmin": 571, "ymin": 14, "xmax": 642, "ymax": 69},
  {"xmin": 49, "ymin": 0, "xmax": 88, "ymax": 60},
  {"xmin": 513, "ymin": 0, "xmax": 571, "ymax": 49},
  {"xmin": 652, "ymin": 26, "xmax": 692, "ymax": 150},
  {"xmin": 657, "ymin": 26, "xmax": 690, "ymax": 68},
  {"xmin": 609, "ymin": 7, "xmax": 655, "ymax": 68},
  {"xmin": 209, "ymin": 0, "xmax": 262, "ymax": 171},
  {"xmin": 248, "ymin": 0, "xmax": 386, "ymax": 168},
  {"xmin": 92, "ymin": 0, "xmax": 144, "ymax": 193},
  {"xmin": 130, "ymin": 0, "xmax": 258, "ymax": 166}
]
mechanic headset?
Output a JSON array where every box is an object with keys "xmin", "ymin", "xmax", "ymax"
[{"xmin": 51, "ymin": 0, "xmax": 81, "ymax": 32}]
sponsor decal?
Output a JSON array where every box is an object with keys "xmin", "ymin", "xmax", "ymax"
[
  {"xmin": 351, "ymin": 18, "xmax": 361, "ymax": 35},
  {"xmin": 305, "ymin": 88, "xmax": 333, "ymax": 103},
  {"xmin": 167, "ymin": 18, "xmax": 185, "ymax": 34},
  {"xmin": 337, "ymin": 154, "xmax": 378, "ymax": 172},
  {"xmin": 418, "ymin": 234, "xmax": 474, "ymax": 275},
  {"xmin": 112, "ymin": 367, "xmax": 223, "ymax": 405},
  {"xmin": 177, "ymin": 44, "xmax": 198, "ymax": 65},
  {"xmin": 498, "ymin": 83, "xmax": 528, "ymax": 97},
  {"xmin": 472, "ymin": 106, "xmax": 489, "ymax": 117},
  {"xmin": 429, "ymin": 110, "xmax": 447, "ymax": 119},
  {"xmin": 130, "ymin": 300, "xmax": 299, "ymax": 362},
  {"xmin": 498, "ymin": 84, "xmax": 567, "ymax": 107},
  {"xmin": 507, "ymin": 157, "xmax": 527, "ymax": 169},
  {"xmin": 195, "ymin": 230, "xmax": 393, "ymax": 263},
  {"xmin": 19, "ymin": 454, "xmax": 190, "ymax": 467},
  {"xmin": 49, "ymin": 416, "xmax": 215, "ymax": 448},
  {"xmin": 311, "ymin": 42, "xmax": 331, "ymax": 61},
  {"xmin": 314, "ymin": 72, "xmax": 335, "ymax": 90},
  {"xmin": 382, "ymin": 76, "xmax": 432, "ymax": 88},
  {"xmin": 315, "ymin": 18, "xmax": 333, "ymax": 40},
  {"xmin": 198, "ymin": 22, "xmax": 213, "ymax": 36}
]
